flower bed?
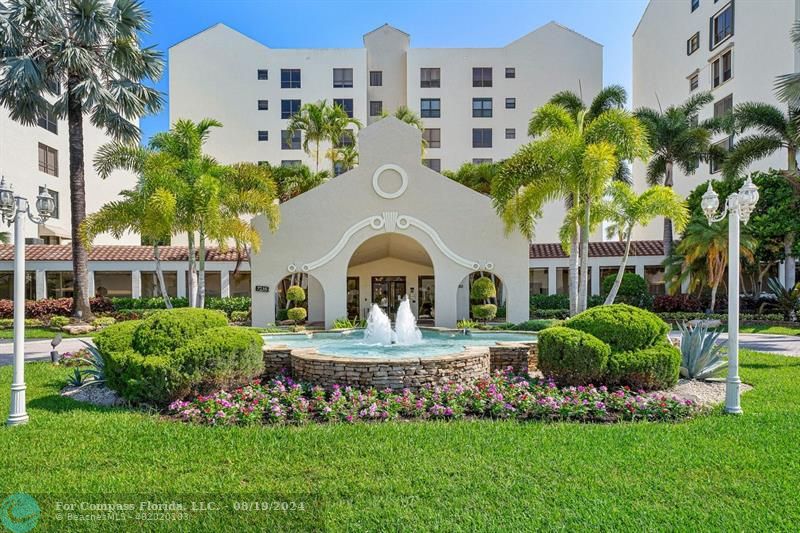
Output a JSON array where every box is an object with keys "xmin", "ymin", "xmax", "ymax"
[{"xmin": 169, "ymin": 370, "xmax": 699, "ymax": 426}]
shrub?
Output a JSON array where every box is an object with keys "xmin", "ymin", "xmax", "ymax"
[
  {"xmin": 607, "ymin": 342, "xmax": 681, "ymax": 390},
  {"xmin": 276, "ymin": 308, "xmax": 289, "ymax": 321},
  {"xmin": 286, "ymin": 285, "xmax": 306, "ymax": 303},
  {"xmin": 49, "ymin": 316, "xmax": 70, "ymax": 329},
  {"xmin": 538, "ymin": 326, "xmax": 610, "ymax": 385},
  {"xmin": 565, "ymin": 304, "xmax": 669, "ymax": 353},
  {"xmin": 530, "ymin": 308, "xmax": 570, "ymax": 320},
  {"xmin": 0, "ymin": 318, "xmax": 12, "ymax": 329},
  {"xmin": 471, "ymin": 303, "xmax": 497, "ymax": 321},
  {"xmin": 587, "ymin": 295, "xmax": 604, "ymax": 308},
  {"xmin": 131, "ymin": 308, "xmax": 228, "ymax": 356},
  {"xmin": 172, "ymin": 327, "xmax": 264, "ymax": 395},
  {"xmin": 601, "ymin": 273, "xmax": 652, "ymax": 309},
  {"xmin": 92, "ymin": 316, "xmax": 116, "ymax": 328},
  {"xmin": 102, "ymin": 349, "xmax": 180, "ymax": 405},
  {"xmin": 229, "ymin": 310, "xmax": 250, "ymax": 324},
  {"xmin": 332, "ymin": 317, "xmax": 365, "ymax": 329},
  {"xmin": 471, "ymin": 277, "xmax": 496, "ymax": 300},
  {"xmin": 94, "ymin": 320, "xmax": 142, "ymax": 355},
  {"xmin": 287, "ymin": 307, "xmax": 307, "ymax": 323},
  {"xmin": 511, "ymin": 319, "xmax": 561, "ymax": 331},
  {"xmin": 206, "ymin": 296, "xmax": 251, "ymax": 317},
  {"xmin": 529, "ymin": 294, "xmax": 569, "ymax": 310},
  {"xmin": 653, "ymin": 294, "xmax": 703, "ymax": 313}
]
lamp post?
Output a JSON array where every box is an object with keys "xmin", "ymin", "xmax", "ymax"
[
  {"xmin": 0, "ymin": 177, "xmax": 56, "ymax": 426},
  {"xmin": 701, "ymin": 176, "xmax": 759, "ymax": 414}
]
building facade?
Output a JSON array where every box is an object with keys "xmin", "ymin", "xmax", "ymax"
[{"xmin": 631, "ymin": 0, "xmax": 800, "ymax": 241}]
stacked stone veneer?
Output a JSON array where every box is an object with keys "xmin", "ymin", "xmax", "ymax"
[
  {"xmin": 262, "ymin": 346, "xmax": 292, "ymax": 377},
  {"xmin": 488, "ymin": 343, "xmax": 538, "ymax": 374}
]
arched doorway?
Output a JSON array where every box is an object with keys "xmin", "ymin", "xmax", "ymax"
[
  {"xmin": 274, "ymin": 273, "xmax": 326, "ymax": 325},
  {"xmin": 347, "ymin": 233, "xmax": 434, "ymax": 323},
  {"xmin": 457, "ymin": 271, "xmax": 505, "ymax": 322}
]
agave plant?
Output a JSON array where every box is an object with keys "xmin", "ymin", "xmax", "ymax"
[
  {"xmin": 66, "ymin": 368, "xmax": 86, "ymax": 388},
  {"xmin": 78, "ymin": 342, "xmax": 106, "ymax": 384},
  {"xmin": 677, "ymin": 322, "xmax": 727, "ymax": 380},
  {"xmin": 759, "ymin": 278, "xmax": 800, "ymax": 321}
]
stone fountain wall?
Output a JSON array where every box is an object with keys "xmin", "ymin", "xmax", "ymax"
[{"xmin": 488, "ymin": 343, "xmax": 538, "ymax": 374}]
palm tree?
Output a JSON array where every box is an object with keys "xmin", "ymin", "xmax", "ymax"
[
  {"xmin": 775, "ymin": 20, "xmax": 800, "ymax": 108},
  {"xmin": 724, "ymin": 102, "xmax": 799, "ymax": 288},
  {"xmin": 380, "ymin": 106, "xmax": 426, "ymax": 153},
  {"xmin": 327, "ymin": 144, "xmax": 358, "ymax": 174},
  {"xmin": 602, "ymin": 183, "xmax": 688, "ymax": 304},
  {"xmin": 286, "ymin": 101, "xmax": 360, "ymax": 173},
  {"xmin": 494, "ymin": 103, "xmax": 649, "ymax": 313},
  {"xmin": 668, "ymin": 218, "xmax": 756, "ymax": 312},
  {"xmin": 0, "ymin": 0, "xmax": 163, "ymax": 320},
  {"xmin": 443, "ymin": 161, "xmax": 500, "ymax": 195},
  {"xmin": 270, "ymin": 164, "xmax": 330, "ymax": 202},
  {"xmin": 635, "ymin": 92, "xmax": 719, "ymax": 258}
]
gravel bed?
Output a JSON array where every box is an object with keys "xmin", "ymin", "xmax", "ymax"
[
  {"xmin": 61, "ymin": 383, "xmax": 124, "ymax": 407},
  {"xmin": 664, "ymin": 379, "xmax": 753, "ymax": 407}
]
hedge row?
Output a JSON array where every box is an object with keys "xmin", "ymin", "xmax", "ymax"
[{"xmin": 0, "ymin": 296, "xmax": 251, "ymax": 319}]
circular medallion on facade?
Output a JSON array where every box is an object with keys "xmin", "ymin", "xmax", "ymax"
[{"xmin": 372, "ymin": 164, "xmax": 408, "ymax": 199}]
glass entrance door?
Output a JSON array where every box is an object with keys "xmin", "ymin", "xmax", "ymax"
[
  {"xmin": 418, "ymin": 275, "xmax": 435, "ymax": 320},
  {"xmin": 371, "ymin": 276, "xmax": 407, "ymax": 319}
]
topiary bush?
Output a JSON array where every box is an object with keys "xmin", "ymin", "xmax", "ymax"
[
  {"xmin": 471, "ymin": 303, "xmax": 497, "ymax": 321},
  {"xmin": 601, "ymin": 273, "xmax": 652, "ymax": 309},
  {"xmin": 94, "ymin": 320, "xmax": 141, "ymax": 355},
  {"xmin": 470, "ymin": 277, "xmax": 496, "ymax": 300},
  {"xmin": 565, "ymin": 304, "xmax": 669, "ymax": 353},
  {"xmin": 538, "ymin": 326, "xmax": 611, "ymax": 385},
  {"xmin": 172, "ymin": 327, "xmax": 264, "ymax": 395},
  {"xmin": 606, "ymin": 342, "xmax": 681, "ymax": 390},
  {"xmin": 287, "ymin": 307, "xmax": 307, "ymax": 323},
  {"xmin": 131, "ymin": 308, "xmax": 228, "ymax": 356},
  {"xmin": 286, "ymin": 285, "xmax": 306, "ymax": 304}
]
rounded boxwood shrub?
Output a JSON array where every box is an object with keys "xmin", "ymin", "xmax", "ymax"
[
  {"xmin": 172, "ymin": 327, "xmax": 264, "ymax": 395},
  {"xmin": 102, "ymin": 349, "xmax": 180, "ymax": 405},
  {"xmin": 471, "ymin": 303, "xmax": 497, "ymax": 321},
  {"xmin": 565, "ymin": 304, "xmax": 669, "ymax": 353},
  {"xmin": 606, "ymin": 342, "xmax": 681, "ymax": 390},
  {"xmin": 131, "ymin": 307, "xmax": 228, "ymax": 356},
  {"xmin": 601, "ymin": 273, "xmax": 652, "ymax": 309},
  {"xmin": 287, "ymin": 307, "xmax": 307, "ymax": 323},
  {"xmin": 470, "ymin": 277, "xmax": 496, "ymax": 300},
  {"xmin": 286, "ymin": 285, "xmax": 306, "ymax": 303},
  {"xmin": 538, "ymin": 326, "xmax": 611, "ymax": 385},
  {"xmin": 94, "ymin": 320, "xmax": 142, "ymax": 355}
]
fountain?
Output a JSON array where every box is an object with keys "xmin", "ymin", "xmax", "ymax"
[{"xmin": 362, "ymin": 297, "xmax": 422, "ymax": 345}]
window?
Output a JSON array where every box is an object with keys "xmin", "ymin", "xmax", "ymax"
[
  {"xmin": 691, "ymin": 0, "xmax": 699, "ymax": 12},
  {"xmin": 473, "ymin": 67, "xmax": 492, "ymax": 87},
  {"xmin": 257, "ymin": 100, "xmax": 269, "ymax": 110},
  {"xmin": 257, "ymin": 69, "xmax": 268, "ymax": 80},
  {"xmin": 420, "ymin": 68, "xmax": 440, "ymax": 88},
  {"xmin": 258, "ymin": 130, "xmax": 268, "ymax": 142},
  {"xmin": 505, "ymin": 97, "xmax": 516, "ymax": 109},
  {"xmin": 281, "ymin": 99, "xmax": 301, "ymax": 119},
  {"xmin": 420, "ymin": 98, "xmax": 440, "ymax": 118},
  {"xmin": 710, "ymin": 135, "xmax": 733, "ymax": 173},
  {"xmin": 142, "ymin": 271, "xmax": 177, "ymax": 298},
  {"xmin": 280, "ymin": 68, "xmax": 301, "ymax": 88},
  {"xmin": 422, "ymin": 128, "xmax": 441, "ymax": 148},
  {"xmin": 472, "ymin": 98, "xmax": 492, "ymax": 118},
  {"xmin": 505, "ymin": 128, "xmax": 516, "ymax": 139},
  {"xmin": 369, "ymin": 101, "xmax": 383, "ymax": 117},
  {"xmin": 712, "ymin": 50, "xmax": 733, "ymax": 87},
  {"xmin": 710, "ymin": 3, "xmax": 733, "ymax": 49},
  {"xmin": 93, "ymin": 271, "xmax": 132, "ymax": 298},
  {"xmin": 472, "ymin": 128, "xmax": 492, "ymax": 148},
  {"xmin": 282, "ymin": 130, "xmax": 301, "ymax": 150},
  {"xmin": 422, "ymin": 159, "xmax": 441, "ymax": 172},
  {"xmin": 645, "ymin": 266, "xmax": 666, "ymax": 295},
  {"xmin": 38, "ymin": 187, "xmax": 58, "ymax": 219},
  {"xmin": 472, "ymin": 158, "xmax": 492, "ymax": 164},
  {"xmin": 334, "ymin": 129, "xmax": 354, "ymax": 148},
  {"xmin": 45, "ymin": 271, "xmax": 73, "ymax": 299},
  {"xmin": 713, "ymin": 94, "xmax": 733, "ymax": 119},
  {"xmin": 687, "ymin": 32, "xmax": 700, "ymax": 55},
  {"xmin": 689, "ymin": 73, "xmax": 699, "ymax": 91},
  {"xmin": 37, "ymin": 105, "xmax": 57, "ymax": 134},
  {"xmin": 38, "ymin": 143, "xmax": 58, "ymax": 176},
  {"xmin": 332, "ymin": 98, "xmax": 354, "ymax": 118},
  {"xmin": 333, "ymin": 68, "xmax": 353, "ymax": 88},
  {"xmin": 257, "ymin": 161, "xmax": 268, "ymax": 166},
  {"xmin": 230, "ymin": 272, "xmax": 251, "ymax": 297},
  {"xmin": 505, "ymin": 67, "xmax": 515, "ymax": 79},
  {"xmin": 281, "ymin": 160, "xmax": 301, "ymax": 167},
  {"xmin": 370, "ymin": 70, "xmax": 383, "ymax": 86}
]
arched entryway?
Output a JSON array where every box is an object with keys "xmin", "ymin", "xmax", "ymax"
[
  {"xmin": 274, "ymin": 273, "xmax": 326, "ymax": 325},
  {"xmin": 457, "ymin": 271, "xmax": 506, "ymax": 322},
  {"xmin": 347, "ymin": 233, "xmax": 434, "ymax": 323}
]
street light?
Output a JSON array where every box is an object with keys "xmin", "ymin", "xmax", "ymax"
[
  {"xmin": 0, "ymin": 176, "xmax": 55, "ymax": 426},
  {"xmin": 701, "ymin": 176, "xmax": 759, "ymax": 414}
]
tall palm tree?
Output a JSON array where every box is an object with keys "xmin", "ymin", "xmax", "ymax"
[
  {"xmin": 775, "ymin": 20, "xmax": 800, "ymax": 108},
  {"xmin": 494, "ymin": 104, "xmax": 649, "ymax": 313},
  {"xmin": 0, "ymin": 0, "xmax": 163, "ymax": 320},
  {"xmin": 635, "ymin": 92, "xmax": 719, "ymax": 258},
  {"xmin": 724, "ymin": 103, "xmax": 799, "ymax": 288},
  {"xmin": 286, "ymin": 100, "xmax": 360, "ymax": 173},
  {"xmin": 327, "ymin": 144, "xmax": 358, "ymax": 174},
  {"xmin": 602, "ymin": 183, "xmax": 688, "ymax": 304}
]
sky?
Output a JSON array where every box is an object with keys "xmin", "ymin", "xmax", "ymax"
[{"xmin": 139, "ymin": 0, "xmax": 650, "ymax": 143}]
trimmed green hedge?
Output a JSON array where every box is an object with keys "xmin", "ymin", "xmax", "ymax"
[
  {"xmin": 529, "ymin": 294, "xmax": 569, "ymax": 310},
  {"xmin": 109, "ymin": 296, "xmax": 251, "ymax": 317},
  {"xmin": 538, "ymin": 327, "xmax": 610, "ymax": 385},
  {"xmin": 471, "ymin": 277, "xmax": 496, "ymax": 300},
  {"xmin": 601, "ymin": 273, "xmax": 652, "ymax": 309},
  {"xmin": 565, "ymin": 304, "xmax": 669, "ymax": 353},
  {"xmin": 94, "ymin": 320, "xmax": 141, "ymax": 354},
  {"xmin": 471, "ymin": 303, "xmax": 498, "ymax": 321},
  {"xmin": 131, "ymin": 308, "xmax": 228, "ymax": 356},
  {"xmin": 607, "ymin": 343, "xmax": 681, "ymax": 391}
]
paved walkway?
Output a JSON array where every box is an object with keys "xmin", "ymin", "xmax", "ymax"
[{"xmin": 0, "ymin": 333, "xmax": 798, "ymax": 367}]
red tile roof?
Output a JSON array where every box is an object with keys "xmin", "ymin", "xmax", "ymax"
[
  {"xmin": 529, "ymin": 240, "xmax": 664, "ymax": 259},
  {"xmin": 0, "ymin": 245, "xmax": 246, "ymax": 262}
]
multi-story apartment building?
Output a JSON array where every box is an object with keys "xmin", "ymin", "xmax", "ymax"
[
  {"xmin": 0, "ymin": 103, "xmax": 139, "ymax": 246},
  {"xmin": 169, "ymin": 22, "xmax": 602, "ymax": 243},
  {"xmin": 632, "ymin": 0, "xmax": 799, "ymax": 241}
]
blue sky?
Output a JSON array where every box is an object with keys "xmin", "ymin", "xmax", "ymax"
[{"xmin": 139, "ymin": 0, "xmax": 649, "ymax": 142}]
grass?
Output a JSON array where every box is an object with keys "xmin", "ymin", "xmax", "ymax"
[
  {"xmin": 0, "ymin": 327, "xmax": 96, "ymax": 340},
  {"xmin": 739, "ymin": 324, "xmax": 800, "ymax": 336},
  {"xmin": 0, "ymin": 353, "xmax": 799, "ymax": 531}
]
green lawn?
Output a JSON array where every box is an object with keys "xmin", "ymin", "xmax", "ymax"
[
  {"xmin": 0, "ymin": 352, "xmax": 799, "ymax": 531},
  {"xmin": 739, "ymin": 324, "xmax": 800, "ymax": 336},
  {"xmin": 0, "ymin": 327, "xmax": 96, "ymax": 340}
]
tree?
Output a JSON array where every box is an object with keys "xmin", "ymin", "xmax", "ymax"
[
  {"xmin": 443, "ymin": 161, "xmax": 500, "ymax": 195},
  {"xmin": 286, "ymin": 100, "xmax": 361, "ymax": 173},
  {"xmin": 380, "ymin": 105, "xmax": 426, "ymax": 153},
  {"xmin": 0, "ymin": 0, "xmax": 164, "ymax": 319},
  {"xmin": 775, "ymin": 19, "xmax": 800, "ymax": 108},
  {"xmin": 269, "ymin": 163, "xmax": 330, "ymax": 203},
  {"xmin": 326, "ymin": 143, "xmax": 358, "ymax": 174},
  {"xmin": 602, "ymin": 183, "xmax": 688, "ymax": 305},
  {"xmin": 494, "ymin": 103, "xmax": 649, "ymax": 314},
  {"xmin": 634, "ymin": 92, "xmax": 719, "ymax": 258},
  {"xmin": 723, "ymin": 103, "xmax": 799, "ymax": 288}
]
